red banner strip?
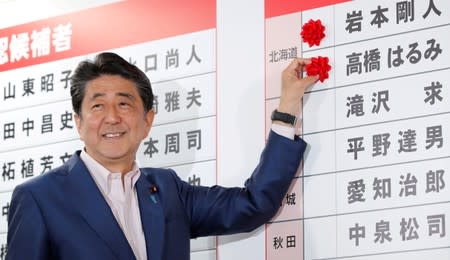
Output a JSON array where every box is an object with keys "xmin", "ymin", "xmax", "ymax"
[{"xmin": 265, "ymin": 0, "xmax": 351, "ymax": 18}]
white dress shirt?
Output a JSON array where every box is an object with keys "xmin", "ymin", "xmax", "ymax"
[
  {"xmin": 80, "ymin": 150, "xmax": 147, "ymax": 260},
  {"xmin": 271, "ymin": 123, "xmax": 296, "ymax": 140}
]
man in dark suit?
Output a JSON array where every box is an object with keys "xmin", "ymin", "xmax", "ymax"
[{"xmin": 6, "ymin": 52, "xmax": 318, "ymax": 260}]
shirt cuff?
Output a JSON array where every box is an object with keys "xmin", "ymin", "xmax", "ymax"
[{"xmin": 271, "ymin": 123, "xmax": 296, "ymax": 140}]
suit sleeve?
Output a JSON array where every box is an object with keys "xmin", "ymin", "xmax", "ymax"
[
  {"xmin": 6, "ymin": 185, "xmax": 50, "ymax": 260},
  {"xmin": 173, "ymin": 130, "xmax": 307, "ymax": 238}
]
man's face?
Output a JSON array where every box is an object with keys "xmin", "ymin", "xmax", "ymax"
[{"xmin": 74, "ymin": 75, "xmax": 154, "ymax": 169}]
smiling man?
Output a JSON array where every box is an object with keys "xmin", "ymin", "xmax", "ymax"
[
  {"xmin": 74, "ymin": 74, "xmax": 154, "ymax": 175},
  {"xmin": 6, "ymin": 52, "xmax": 318, "ymax": 260}
]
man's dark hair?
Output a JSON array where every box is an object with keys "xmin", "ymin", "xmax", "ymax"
[{"xmin": 70, "ymin": 52, "xmax": 153, "ymax": 116}]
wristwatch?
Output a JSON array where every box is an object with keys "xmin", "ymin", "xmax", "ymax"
[{"xmin": 271, "ymin": 109, "xmax": 297, "ymax": 126}]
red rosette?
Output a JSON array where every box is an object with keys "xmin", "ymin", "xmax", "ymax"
[
  {"xmin": 300, "ymin": 19, "xmax": 325, "ymax": 47},
  {"xmin": 306, "ymin": 56, "xmax": 332, "ymax": 83}
]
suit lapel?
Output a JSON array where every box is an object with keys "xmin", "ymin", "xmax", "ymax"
[
  {"xmin": 136, "ymin": 171, "xmax": 165, "ymax": 260},
  {"xmin": 65, "ymin": 153, "xmax": 136, "ymax": 260}
]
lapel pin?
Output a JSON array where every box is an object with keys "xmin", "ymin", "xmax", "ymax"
[{"xmin": 149, "ymin": 185, "xmax": 158, "ymax": 203}]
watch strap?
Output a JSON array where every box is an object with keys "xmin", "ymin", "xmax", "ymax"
[{"xmin": 271, "ymin": 109, "xmax": 297, "ymax": 126}]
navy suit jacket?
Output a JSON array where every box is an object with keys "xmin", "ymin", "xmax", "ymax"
[{"xmin": 6, "ymin": 131, "xmax": 306, "ymax": 260}]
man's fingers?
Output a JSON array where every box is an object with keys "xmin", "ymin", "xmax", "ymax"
[
  {"xmin": 284, "ymin": 58, "xmax": 318, "ymax": 89},
  {"xmin": 301, "ymin": 75, "xmax": 319, "ymax": 88},
  {"xmin": 286, "ymin": 57, "xmax": 311, "ymax": 73},
  {"xmin": 295, "ymin": 57, "xmax": 312, "ymax": 66}
]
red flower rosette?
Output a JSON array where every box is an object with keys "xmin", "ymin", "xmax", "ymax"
[
  {"xmin": 300, "ymin": 19, "xmax": 325, "ymax": 47},
  {"xmin": 306, "ymin": 56, "xmax": 332, "ymax": 83}
]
